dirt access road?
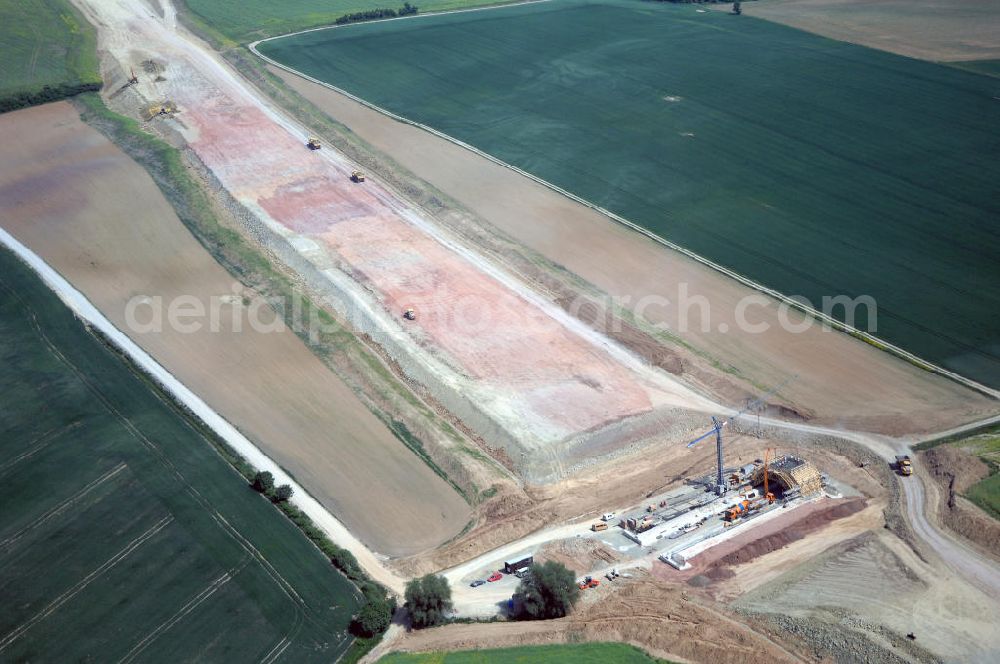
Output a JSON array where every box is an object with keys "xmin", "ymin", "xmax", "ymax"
[{"xmin": 0, "ymin": 102, "xmax": 469, "ymax": 558}]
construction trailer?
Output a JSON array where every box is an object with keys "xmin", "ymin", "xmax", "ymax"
[{"xmin": 503, "ymin": 554, "xmax": 533, "ymax": 575}]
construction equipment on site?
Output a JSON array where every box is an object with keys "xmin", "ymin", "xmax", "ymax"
[
  {"xmin": 351, "ymin": 170, "xmax": 366, "ymax": 183},
  {"xmin": 725, "ymin": 498, "xmax": 751, "ymax": 521},
  {"xmin": 605, "ymin": 569, "xmax": 620, "ymax": 581},
  {"xmin": 687, "ymin": 376, "xmax": 796, "ymax": 496},
  {"xmin": 591, "ymin": 522, "xmax": 608, "ymax": 532},
  {"xmin": 578, "ymin": 576, "xmax": 600, "ymax": 590},
  {"xmin": 626, "ymin": 515, "xmax": 656, "ymax": 533},
  {"xmin": 128, "ymin": 67, "xmax": 139, "ymax": 86},
  {"xmin": 763, "ymin": 447, "xmax": 776, "ymax": 503},
  {"xmin": 895, "ymin": 455, "xmax": 913, "ymax": 476},
  {"xmin": 403, "ymin": 308, "xmax": 417, "ymax": 321},
  {"xmin": 142, "ymin": 100, "xmax": 177, "ymax": 121},
  {"xmin": 306, "ymin": 137, "xmax": 321, "ymax": 150}
]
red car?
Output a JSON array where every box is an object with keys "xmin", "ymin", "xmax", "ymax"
[{"xmin": 487, "ymin": 571, "xmax": 503, "ymax": 583}]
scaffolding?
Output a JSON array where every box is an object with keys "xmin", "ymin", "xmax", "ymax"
[{"xmin": 752, "ymin": 455, "xmax": 823, "ymax": 497}]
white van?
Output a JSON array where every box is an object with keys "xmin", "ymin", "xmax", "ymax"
[{"xmin": 601, "ymin": 512, "xmax": 616, "ymax": 522}]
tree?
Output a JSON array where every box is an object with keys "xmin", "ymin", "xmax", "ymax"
[
  {"xmin": 273, "ymin": 484, "xmax": 294, "ymax": 502},
  {"xmin": 404, "ymin": 574, "xmax": 452, "ymax": 628},
  {"xmin": 252, "ymin": 470, "xmax": 274, "ymax": 493},
  {"xmin": 517, "ymin": 560, "xmax": 579, "ymax": 619},
  {"xmin": 353, "ymin": 595, "xmax": 393, "ymax": 636}
]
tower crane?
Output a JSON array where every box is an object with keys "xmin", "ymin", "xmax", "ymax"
[{"xmin": 686, "ymin": 376, "xmax": 796, "ymax": 496}]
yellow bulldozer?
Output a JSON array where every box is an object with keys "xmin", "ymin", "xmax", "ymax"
[
  {"xmin": 306, "ymin": 137, "xmax": 321, "ymax": 150},
  {"xmin": 142, "ymin": 100, "xmax": 177, "ymax": 121},
  {"xmin": 351, "ymin": 170, "xmax": 366, "ymax": 183}
]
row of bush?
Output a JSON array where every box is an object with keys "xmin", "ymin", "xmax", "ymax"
[
  {"xmin": 334, "ymin": 2, "xmax": 418, "ymax": 26},
  {"xmin": 249, "ymin": 471, "xmax": 395, "ymax": 637},
  {"xmin": 0, "ymin": 81, "xmax": 102, "ymax": 114}
]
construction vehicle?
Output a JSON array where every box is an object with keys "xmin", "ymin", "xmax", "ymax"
[
  {"xmin": 142, "ymin": 100, "xmax": 178, "ymax": 121},
  {"xmin": 605, "ymin": 569, "xmax": 620, "ymax": 581},
  {"xmin": 578, "ymin": 576, "xmax": 600, "ymax": 590},
  {"xmin": 895, "ymin": 455, "xmax": 913, "ymax": 476},
  {"xmin": 403, "ymin": 308, "xmax": 417, "ymax": 321},
  {"xmin": 351, "ymin": 170, "xmax": 365, "ymax": 183},
  {"xmin": 127, "ymin": 67, "xmax": 139, "ymax": 86},
  {"xmin": 626, "ymin": 516, "xmax": 656, "ymax": 533},
  {"xmin": 591, "ymin": 522, "xmax": 608, "ymax": 532},
  {"xmin": 725, "ymin": 499, "xmax": 751, "ymax": 521},
  {"xmin": 306, "ymin": 137, "xmax": 321, "ymax": 150}
]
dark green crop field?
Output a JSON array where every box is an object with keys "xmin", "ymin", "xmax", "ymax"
[
  {"xmin": 259, "ymin": 0, "xmax": 1000, "ymax": 388},
  {"xmin": 380, "ymin": 642, "xmax": 669, "ymax": 663},
  {"xmin": 0, "ymin": 0, "xmax": 100, "ymax": 110},
  {"xmin": 0, "ymin": 248, "xmax": 360, "ymax": 662}
]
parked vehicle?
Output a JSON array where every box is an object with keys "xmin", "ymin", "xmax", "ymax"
[
  {"xmin": 470, "ymin": 579, "xmax": 486, "ymax": 587},
  {"xmin": 487, "ymin": 571, "xmax": 503, "ymax": 582},
  {"xmin": 503, "ymin": 555, "xmax": 533, "ymax": 575}
]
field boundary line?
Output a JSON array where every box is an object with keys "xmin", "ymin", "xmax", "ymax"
[
  {"xmin": 248, "ymin": 35, "xmax": 999, "ymax": 402},
  {"xmin": 0, "ymin": 462, "xmax": 127, "ymax": 549},
  {"xmin": 0, "ymin": 515, "xmax": 173, "ymax": 652}
]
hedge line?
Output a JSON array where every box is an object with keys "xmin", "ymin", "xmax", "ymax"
[
  {"xmin": 335, "ymin": 2, "xmax": 418, "ymax": 25},
  {"xmin": 0, "ymin": 81, "xmax": 102, "ymax": 114}
]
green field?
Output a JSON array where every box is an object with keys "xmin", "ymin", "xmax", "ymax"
[
  {"xmin": 0, "ymin": 0, "xmax": 100, "ymax": 110},
  {"xmin": 182, "ymin": 0, "xmax": 519, "ymax": 43},
  {"xmin": 0, "ymin": 248, "xmax": 360, "ymax": 662},
  {"xmin": 380, "ymin": 642, "xmax": 667, "ymax": 663},
  {"xmin": 962, "ymin": 432, "xmax": 1000, "ymax": 519},
  {"xmin": 259, "ymin": 0, "xmax": 1000, "ymax": 388}
]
